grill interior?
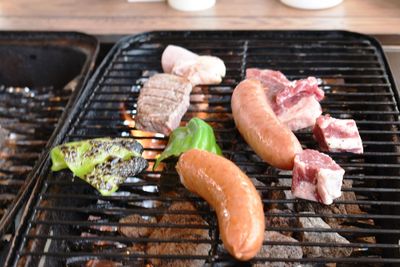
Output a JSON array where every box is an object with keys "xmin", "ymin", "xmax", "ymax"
[
  {"xmin": 6, "ymin": 31, "xmax": 400, "ymax": 266},
  {"xmin": 0, "ymin": 32, "xmax": 98, "ymax": 243}
]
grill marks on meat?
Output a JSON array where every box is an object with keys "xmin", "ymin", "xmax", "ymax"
[
  {"xmin": 313, "ymin": 114, "xmax": 363, "ymax": 154},
  {"xmin": 162, "ymin": 45, "xmax": 226, "ymax": 86},
  {"xmin": 136, "ymin": 74, "xmax": 192, "ymax": 135},
  {"xmin": 146, "ymin": 201, "xmax": 211, "ymax": 267},
  {"xmin": 246, "ymin": 68, "xmax": 324, "ymax": 131},
  {"xmin": 292, "ymin": 149, "xmax": 345, "ymax": 205}
]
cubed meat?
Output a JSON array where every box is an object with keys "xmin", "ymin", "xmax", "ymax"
[
  {"xmin": 136, "ymin": 73, "xmax": 192, "ymax": 135},
  {"xmin": 246, "ymin": 68, "xmax": 324, "ymax": 131},
  {"xmin": 292, "ymin": 149, "xmax": 345, "ymax": 205},
  {"xmin": 162, "ymin": 45, "xmax": 226, "ymax": 85},
  {"xmin": 276, "ymin": 95, "xmax": 322, "ymax": 132},
  {"xmin": 313, "ymin": 114, "xmax": 363, "ymax": 154}
]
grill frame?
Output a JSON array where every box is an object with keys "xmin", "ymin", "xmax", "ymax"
[
  {"xmin": 5, "ymin": 30, "xmax": 400, "ymax": 266},
  {"xmin": 0, "ymin": 31, "xmax": 99, "ymax": 238}
]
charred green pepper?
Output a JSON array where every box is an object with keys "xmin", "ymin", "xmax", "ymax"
[
  {"xmin": 50, "ymin": 138, "xmax": 148, "ymax": 196},
  {"xmin": 154, "ymin": 118, "xmax": 222, "ymax": 169}
]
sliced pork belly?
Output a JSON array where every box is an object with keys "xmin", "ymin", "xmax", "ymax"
[
  {"xmin": 292, "ymin": 149, "xmax": 345, "ymax": 205},
  {"xmin": 276, "ymin": 95, "xmax": 322, "ymax": 132},
  {"xmin": 313, "ymin": 114, "xmax": 363, "ymax": 154},
  {"xmin": 246, "ymin": 68, "xmax": 324, "ymax": 131},
  {"xmin": 162, "ymin": 45, "xmax": 226, "ymax": 85},
  {"xmin": 136, "ymin": 74, "xmax": 192, "ymax": 135}
]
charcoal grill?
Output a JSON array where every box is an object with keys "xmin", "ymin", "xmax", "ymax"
[
  {"xmin": 4, "ymin": 31, "xmax": 400, "ymax": 266},
  {"xmin": 0, "ymin": 32, "xmax": 98, "ymax": 244}
]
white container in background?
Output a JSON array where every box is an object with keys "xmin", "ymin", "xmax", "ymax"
[
  {"xmin": 281, "ymin": 0, "xmax": 343, "ymax": 10},
  {"xmin": 168, "ymin": 0, "xmax": 216, "ymax": 11}
]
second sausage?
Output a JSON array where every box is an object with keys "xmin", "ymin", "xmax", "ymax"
[
  {"xmin": 176, "ymin": 149, "xmax": 265, "ymax": 261},
  {"xmin": 231, "ymin": 79, "xmax": 302, "ymax": 170}
]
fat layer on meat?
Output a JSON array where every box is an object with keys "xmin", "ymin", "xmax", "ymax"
[
  {"xmin": 146, "ymin": 201, "xmax": 211, "ymax": 267},
  {"xmin": 253, "ymin": 231, "xmax": 303, "ymax": 267},
  {"xmin": 298, "ymin": 213, "xmax": 352, "ymax": 257},
  {"xmin": 292, "ymin": 149, "xmax": 345, "ymax": 205},
  {"xmin": 313, "ymin": 114, "xmax": 363, "ymax": 154},
  {"xmin": 277, "ymin": 96, "xmax": 322, "ymax": 132},
  {"xmin": 246, "ymin": 68, "xmax": 324, "ymax": 131},
  {"xmin": 136, "ymin": 74, "xmax": 192, "ymax": 135}
]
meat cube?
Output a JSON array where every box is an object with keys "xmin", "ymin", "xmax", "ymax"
[
  {"xmin": 162, "ymin": 45, "xmax": 226, "ymax": 85},
  {"xmin": 313, "ymin": 114, "xmax": 363, "ymax": 154},
  {"xmin": 292, "ymin": 149, "xmax": 345, "ymax": 205},
  {"xmin": 276, "ymin": 95, "xmax": 322, "ymax": 132},
  {"xmin": 246, "ymin": 68, "xmax": 324, "ymax": 131},
  {"xmin": 253, "ymin": 231, "xmax": 303, "ymax": 267},
  {"xmin": 275, "ymin": 76, "xmax": 324, "ymax": 107},
  {"xmin": 136, "ymin": 74, "xmax": 192, "ymax": 135},
  {"xmin": 146, "ymin": 201, "xmax": 211, "ymax": 267},
  {"xmin": 298, "ymin": 213, "xmax": 352, "ymax": 257}
]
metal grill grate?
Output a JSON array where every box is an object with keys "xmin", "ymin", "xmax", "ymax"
[
  {"xmin": 5, "ymin": 31, "xmax": 400, "ymax": 266},
  {"xmin": 0, "ymin": 32, "xmax": 98, "ymax": 243}
]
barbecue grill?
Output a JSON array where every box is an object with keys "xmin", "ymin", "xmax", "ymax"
[
  {"xmin": 0, "ymin": 32, "xmax": 98, "ymax": 248},
  {"xmin": 5, "ymin": 31, "xmax": 400, "ymax": 266}
]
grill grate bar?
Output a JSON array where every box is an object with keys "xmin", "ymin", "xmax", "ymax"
[{"xmin": 8, "ymin": 31, "xmax": 400, "ymax": 266}]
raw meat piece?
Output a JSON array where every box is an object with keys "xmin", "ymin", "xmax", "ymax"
[
  {"xmin": 246, "ymin": 68, "xmax": 324, "ymax": 131},
  {"xmin": 246, "ymin": 68, "xmax": 291, "ymax": 101},
  {"xmin": 292, "ymin": 149, "xmax": 345, "ymax": 205},
  {"xmin": 253, "ymin": 231, "xmax": 303, "ymax": 267},
  {"xmin": 276, "ymin": 95, "xmax": 322, "ymax": 132},
  {"xmin": 298, "ymin": 213, "xmax": 352, "ymax": 257},
  {"xmin": 136, "ymin": 73, "xmax": 192, "ymax": 135},
  {"xmin": 146, "ymin": 201, "xmax": 211, "ymax": 267},
  {"xmin": 313, "ymin": 114, "xmax": 363, "ymax": 154},
  {"xmin": 162, "ymin": 45, "xmax": 226, "ymax": 85},
  {"xmin": 173, "ymin": 55, "xmax": 226, "ymax": 86},
  {"xmin": 162, "ymin": 45, "xmax": 198, "ymax": 73},
  {"xmin": 276, "ymin": 76, "xmax": 324, "ymax": 107}
]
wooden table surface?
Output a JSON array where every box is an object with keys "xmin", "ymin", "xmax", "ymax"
[{"xmin": 0, "ymin": 0, "xmax": 399, "ymax": 39}]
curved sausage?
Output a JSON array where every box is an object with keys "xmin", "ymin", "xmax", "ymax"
[
  {"xmin": 231, "ymin": 79, "xmax": 302, "ymax": 170},
  {"xmin": 176, "ymin": 149, "xmax": 265, "ymax": 261}
]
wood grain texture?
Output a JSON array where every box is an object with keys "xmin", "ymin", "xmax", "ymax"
[{"xmin": 0, "ymin": 0, "xmax": 399, "ymax": 35}]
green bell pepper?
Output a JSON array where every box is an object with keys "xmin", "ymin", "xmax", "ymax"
[
  {"xmin": 154, "ymin": 118, "xmax": 222, "ymax": 169},
  {"xmin": 50, "ymin": 138, "xmax": 147, "ymax": 196}
]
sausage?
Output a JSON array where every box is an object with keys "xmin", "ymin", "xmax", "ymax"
[
  {"xmin": 176, "ymin": 149, "xmax": 265, "ymax": 261},
  {"xmin": 231, "ymin": 79, "xmax": 302, "ymax": 170}
]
